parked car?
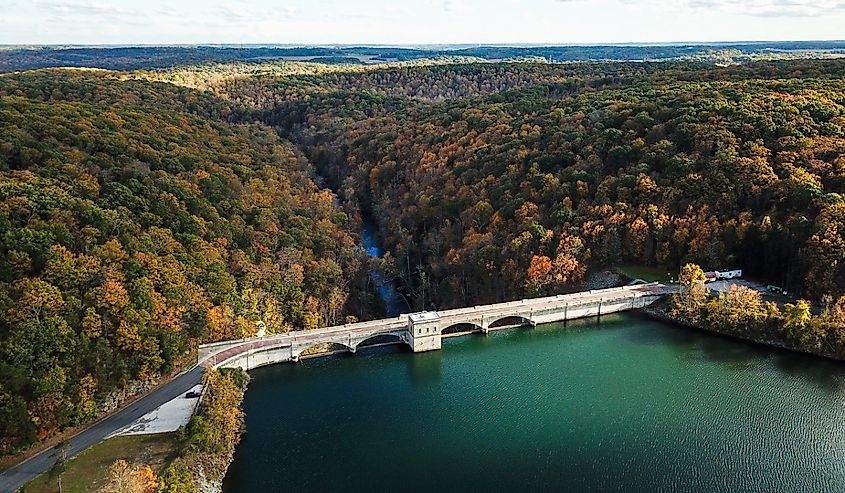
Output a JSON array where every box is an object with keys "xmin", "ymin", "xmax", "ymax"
[
  {"xmin": 185, "ymin": 391, "xmax": 201, "ymax": 398},
  {"xmin": 766, "ymin": 285, "xmax": 787, "ymax": 296}
]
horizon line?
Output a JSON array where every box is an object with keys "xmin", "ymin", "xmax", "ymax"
[{"xmin": 1, "ymin": 40, "xmax": 845, "ymax": 49}]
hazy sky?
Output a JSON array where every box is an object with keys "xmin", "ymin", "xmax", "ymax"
[{"xmin": 1, "ymin": 0, "xmax": 844, "ymax": 45}]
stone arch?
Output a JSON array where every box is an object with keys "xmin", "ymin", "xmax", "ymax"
[
  {"xmin": 487, "ymin": 315, "xmax": 533, "ymax": 329},
  {"xmin": 293, "ymin": 341, "xmax": 354, "ymax": 359},
  {"xmin": 441, "ymin": 322, "xmax": 483, "ymax": 336},
  {"xmin": 353, "ymin": 333, "xmax": 404, "ymax": 350}
]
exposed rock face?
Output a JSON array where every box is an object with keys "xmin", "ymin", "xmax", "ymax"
[
  {"xmin": 197, "ymin": 464, "xmax": 226, "ymax": 493},
  {"xmin": 583, "ymin": 270, "xmax": 625, "ymax": 290},
  {"xmin": 97, "ymin": 378, "xmax": 158, "ymax": 415},
  {"xmin": 194, "ymin": 442, "xmax": 240, "ymax": 493}
]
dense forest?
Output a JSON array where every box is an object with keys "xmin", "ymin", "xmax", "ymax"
[
  {"xmin": 224, "ymin": 60, "xmax": 845, "ymax": 309},
  {"xmin": 1, "ymin": 57, "xmax": 844, "ymax": 456},
  {"xmin": 0, "ymin": 72, "xmax": 374, "ymax": 454}
]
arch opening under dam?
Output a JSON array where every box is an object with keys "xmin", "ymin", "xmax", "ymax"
[
  {"xmin": 441, "ymin": 322, "xmax": 484, "ymax": 336},
  {"xmin": 355, "ymin": 334, "xmax": 405, "ymax": 349},
  {"xmin": 487, "ymin": 315, "xmax": 534, "ymax": 329},
  {"xmin": 296, "ymin": 342, "xmax": 353, "ymax": 359}
]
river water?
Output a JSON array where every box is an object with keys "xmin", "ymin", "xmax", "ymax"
[
  {"xmin": 359, "ymin": 214, "xmax": 410, "ymax": 317},
  {"xmin": 222, "ymin": 314, "xmax": 845, "ymax": 492}
]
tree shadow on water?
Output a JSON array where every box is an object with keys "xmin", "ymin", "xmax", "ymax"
[
  {"xmin": 624, "ymin": 320, "xmax": 757, "ymax": 363},
  {"xmin": 624, "ymin": 320, "xmax": 845, "ymax": 391},
  {"xmin": 770, "ymin": 351, "xmax": 845, "ymax": 392}
]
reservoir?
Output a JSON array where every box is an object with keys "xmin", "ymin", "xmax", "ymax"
[{"xmin": 223, "ymin": 314, "xmax": 845, "ymax": 492}]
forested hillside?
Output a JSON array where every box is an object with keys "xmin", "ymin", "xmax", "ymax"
[
  {"xmin": 2, "ymin": 57, "xmax": 845, "ymax": 456},
  {"xmin": 0, "ymin": 72, "xmax": 371, "ymax": 454},
  {"xmin": 237, "ymin": 61, "xmax": 845, "ymax": 308}
]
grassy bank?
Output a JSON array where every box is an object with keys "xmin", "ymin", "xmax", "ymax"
[{"xmin": 23, "ymin": 434, "xmax": 179, "ymax": 493}]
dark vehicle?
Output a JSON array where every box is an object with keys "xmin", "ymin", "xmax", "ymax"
[
  {"xmin": 185, "ymin": 391, "xmax": 201, "ymax": 399},
  {"xmin": 766, "ymin": 285, "xmax": 787, "ymax": 296}
]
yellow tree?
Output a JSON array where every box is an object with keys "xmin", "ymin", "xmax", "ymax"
[
  {"xmin": 680, "ymin": 263, "xmax": 706, "ymax": 285},
  {"xmin": 785, "ymin": 300, "xmax": 812, "ymax": 330},
  {"xmin": 102, "ymin": 460, "xmax": 157, "ymax": 493},
  {"xmin": 784, "ymin": 300, "xmax": 814, "ymax": 346},
  {"xmin": 710, "ymin": 284, "xmax": 766, "ymax": 330},
  {"xmin": 675, "ymin": 263, "xmax": 709, "ymax": 322},
  {"xmin": 832, "ymin": 295, "xmax": 845, "ymax": 326},
  {"xmin": 525, "ymin": 255, "xmax": 553, "ymax": 296}
]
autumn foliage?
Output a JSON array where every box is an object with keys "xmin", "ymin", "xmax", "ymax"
[
  {"xmin": 156, "ymin": 369, "xmax": 248, "ymax": 492},
  {"xmin": 254, "ymin": 60, "xmax": 845, "ymax": 308},
  {"xmin": 2, "ymin": 57, "xmax": 845, "ymax": 456},
  {"xmin": 102, "ymin": 460, "xmax": 157, "ymax": 493},
  {"xmin": 0, "ymin": 73, "xmax": 372, "ymax": 454}
]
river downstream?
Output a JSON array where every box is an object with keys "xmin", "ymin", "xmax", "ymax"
[
  {"xmin": 359, "ymin": 214, "xmax": 410, "ymax": 317},
  {"xmin": 222, "ymin": 314, "xmax": 845, "ymax": 492}
]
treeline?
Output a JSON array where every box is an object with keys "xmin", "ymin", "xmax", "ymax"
[
  {"xmin": 4, "ymin": 43, "xmax": 845, "ymax": 72},
  {"xmin": 251, "ymin": 60, "xmax": 845, "ymax": 309},
  {"xmin": 154, "ymin": 59, "xmax": 845, "ymax": 111},
  {"xmin": 0, "ymin": 70, "xmax": 235, "ymax": 120},
  {"xmin": 156, "ymin": 369, "xmax": 248, "ymax": 492},
  {"xmin": 0, "ymin": 73, "xmax": 373, "ymax": 454},
  {"xmin": 222, "ymin": 59, "xmax": 845, "ymax": 118}
]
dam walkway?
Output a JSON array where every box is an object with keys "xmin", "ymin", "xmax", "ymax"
[{"xmin": 199, "ymin": 283, "xmax": 670, "ymax": 370}]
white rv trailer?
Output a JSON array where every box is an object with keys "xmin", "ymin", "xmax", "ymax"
[{"xmin": 703, "ymin": 269, "xmax": 743, "ymax": 282}]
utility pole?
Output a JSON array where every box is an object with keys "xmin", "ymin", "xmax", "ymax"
[{"xmin": 53, "ymin": 439, "xmax": 68, "ymax": 493}]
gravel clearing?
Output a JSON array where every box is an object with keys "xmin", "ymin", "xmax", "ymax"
[{"xmin": 112, "ymin": 384, "xmax": 203, "ymax": 436}]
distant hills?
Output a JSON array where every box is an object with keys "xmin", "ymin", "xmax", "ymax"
[{"xmin": 1, "ymin": 41, "xmax": 844, "ymax": 72}]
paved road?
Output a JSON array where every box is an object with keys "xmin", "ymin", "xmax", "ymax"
[{"xmin": 0, "ymin": 367, "xmax": 204, "ymax": 493}]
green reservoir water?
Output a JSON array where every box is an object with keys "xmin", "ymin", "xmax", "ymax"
[{"xmin": 223, "ymin": 314, "xmax": 845, "ymax": 492}]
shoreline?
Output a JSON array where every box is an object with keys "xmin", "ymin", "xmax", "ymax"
[
  {"xmin": 157, "ymin": 368, "xmax": 248, "ymax": 493},
  {"xmin": 637, "ymin": 303, "xmax": 845, "ymax": 364}
]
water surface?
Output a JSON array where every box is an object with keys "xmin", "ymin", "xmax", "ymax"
[{"xmin": 224, "ymin": 314, "xmax": 845, "ymax": 492}]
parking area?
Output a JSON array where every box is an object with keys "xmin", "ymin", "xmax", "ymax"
[
  {"xmin": 706, "ymin": 279, "xmax": 770, "ymax": 294},
  {"xmin": 112, "ymin": 384, "xmax": 203, "ymax": 436}
]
